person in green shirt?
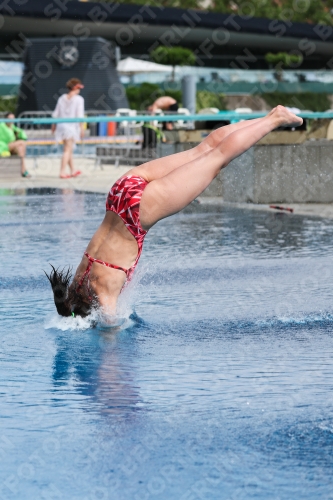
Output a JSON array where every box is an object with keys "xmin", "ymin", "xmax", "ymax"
[{"xmin": 0, "ymin": 112, "xmax": 30, "ymax": 177}]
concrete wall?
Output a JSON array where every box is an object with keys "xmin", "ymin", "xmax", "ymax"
[
  {"xmin": 160, "ymin": 137, "xmax": 333, "ymax": 203},
  {"xmin": 215, "ymin": 140, "xmax": 333, "ymax": 203}
]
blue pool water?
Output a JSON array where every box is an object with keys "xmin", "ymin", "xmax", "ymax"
[{"xmin": 1, "ymin": 190, "xmax": 333, "ymax": 499}]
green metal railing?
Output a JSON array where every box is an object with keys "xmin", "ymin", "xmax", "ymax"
[{"xmin": 3, "ymin": 111, "xmax": 333, "ymax": 126}]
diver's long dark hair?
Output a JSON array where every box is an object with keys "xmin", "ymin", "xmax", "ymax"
[
  {"xmin": 44, "ymin": 265, "xmax": 72, "ymax": 316},
  {"xmin": 45, "ymin": 265, "xmax": 92, "ymax": 318}
]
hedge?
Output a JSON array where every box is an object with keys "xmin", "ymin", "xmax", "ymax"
[
  {"xmin": 260, "ymin": 92, "xmax": 331, "ymax": 112},
  {"xmin": 0, "ymin": 96, "xmax": 17, "ymax": 114}
]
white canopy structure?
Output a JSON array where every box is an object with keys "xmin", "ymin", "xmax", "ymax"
[
  {"xmin": 117, "ymin": 57, "xmax": 172, "ymax": 75},
  {"xmin": 0, "ymin": 61, "xmax": 23, "ymax": 84}
]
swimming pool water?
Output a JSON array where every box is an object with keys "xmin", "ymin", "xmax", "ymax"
[{"xmin": 1, "ymin": 190, "xmax": 333, "ymax": 499}]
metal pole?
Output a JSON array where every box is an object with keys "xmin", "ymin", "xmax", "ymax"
[{"xmin": 182, "ymin": 75, "xmax": 196, "ymax": 114}]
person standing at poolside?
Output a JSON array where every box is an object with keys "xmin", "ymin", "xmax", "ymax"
[
  {"xmin": 52, "ymin": 78, "xmax": 85, "ymax": 179},
  {"xmin": 0, "ymin": 112, "xmax": 30, "ymax": 177}
]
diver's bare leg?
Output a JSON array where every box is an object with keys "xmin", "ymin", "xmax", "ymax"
[
  {"xmin": 9, "ymin": 140, "xmax": 27, "ymax": 175},
  {"xmin": 129, "ymin": 115, "xmax": 274, "ymax": 182},
  {"xmin": 60, "ymin": 139, "xmax": 74, "ymax": 177},
  {"xmin": 140, "ymin": 106, "xmax": 302, "ymax": 228}
]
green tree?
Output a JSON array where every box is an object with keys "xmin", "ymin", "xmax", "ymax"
[
  {"xmin": 265, "ymin": 52, "xmax": 303, "ymax": 80},
  {"xmin": 210, "ymin": 0, "xmax": 333, "ymax": 25},
  {"xmin": 91, "ymin": 0, "xmax": 333, "ymax": 24},
  {"xmin": 93, "ymin": 0, "xmax": 201, "ymax": 7},
  {"xmin": 150, "ymin": 46, "xmax": 196, "ymax": 80},
  {"xmin": 265, "ymin": 52, "xmax": 303, "ymax": 68}
]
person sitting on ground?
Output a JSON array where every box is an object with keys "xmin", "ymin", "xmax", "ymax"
[
  {"xmin": 52, "ymin": 77, "xmax": 85, "ymax": 179},
  {"xmin": 148, "ymin": 96, "xmax": 179, "ymax": 131},
  {"xmin": 0, "ymin": 112, "xmax": 30, "ymax": 178},
  {"xmin": 46, "ymin": 106, "xmax": 303, "ymax": 322}
]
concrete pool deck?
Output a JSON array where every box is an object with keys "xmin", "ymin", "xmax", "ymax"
[
  {"xmin": 202, "ymin": 198, "xmax": 333, "ymax": 220},
  {"xmin": 0, "ymin": 157, "xmax": 130, "ymax": 194},
  {"xmin": 2, "ymin": 157, "xmax": 333, "ymax": 220}
]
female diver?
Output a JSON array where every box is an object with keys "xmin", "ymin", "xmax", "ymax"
[{"xmin": 46, "ymin": 106, "xmax": 303, "ymax": 319}]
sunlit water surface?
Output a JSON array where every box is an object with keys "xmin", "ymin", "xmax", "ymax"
[{"xmin": 1, "ymin": 190, "xmax": 333, "ymax": 499}]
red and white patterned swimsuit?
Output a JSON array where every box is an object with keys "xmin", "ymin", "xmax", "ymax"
[
  {"xmin": 76, "ymin": 175, "xmax": 148, "ymax": 296},
  {"xmin": 106, "ymin": 175, "xmax": 148, "ymax": 280}
]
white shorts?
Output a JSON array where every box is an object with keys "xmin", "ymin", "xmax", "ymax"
[{"xmin": 55, "ymin": 123, "xmax": 80, "ymax": 143}]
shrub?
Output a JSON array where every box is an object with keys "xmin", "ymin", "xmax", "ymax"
[
  {"xmin": 126, "ymin": 84, "xmax": 228, "ymax": 113},
  {"xmin": 260, "ymin": 92, "xmax": 330, "ymax": 112},
  {"xmin": 0, "ymin": 96, "xmax": 17, "ymax": 113},
  {"xmin": 126, "ymin": 83, "xmax": 182, "ymax": 111},
  {"xmin": 126, "ymin": 83, "xmax": 163, "ymax": 111},
  {"xmin": 265, "ymin": 52, "xmax": 303, "ymax": 68},
  {"xmin": 196, "ymin": 90, "xmax": 226, "ymax": 111}
]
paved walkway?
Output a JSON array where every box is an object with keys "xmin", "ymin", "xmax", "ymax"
[
  {"xmin": 0, "ymin": 158, "xmax": 130, "ymax": 194},
  {"xmin": 2, "ymin": 158, "xmax": 333, "ymax": 220}
]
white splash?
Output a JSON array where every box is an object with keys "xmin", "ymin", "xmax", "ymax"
[
  {"xmin": 44, "ymin": 311, "xmax": 97, "ymax": 331},
  {"xmin": 44, "ymin": 265, "xmax": 145, "ymax": 333},
  {"xmin": 44, "ymin": 308, "xmax": 137, "ymax": 332}
]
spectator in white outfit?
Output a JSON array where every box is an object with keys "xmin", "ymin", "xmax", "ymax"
[{"xmin": 52, "ymin": 78, "xmax": 85, "ymax": 179}]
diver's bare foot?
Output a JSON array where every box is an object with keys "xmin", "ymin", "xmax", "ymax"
[
  {"xmin": 271, "ymin": 105, "xmax": 303, "ymax": 128},
  {"xmin": 267, "ymin": 106, "xmax": 277, "ymax": 117}
]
